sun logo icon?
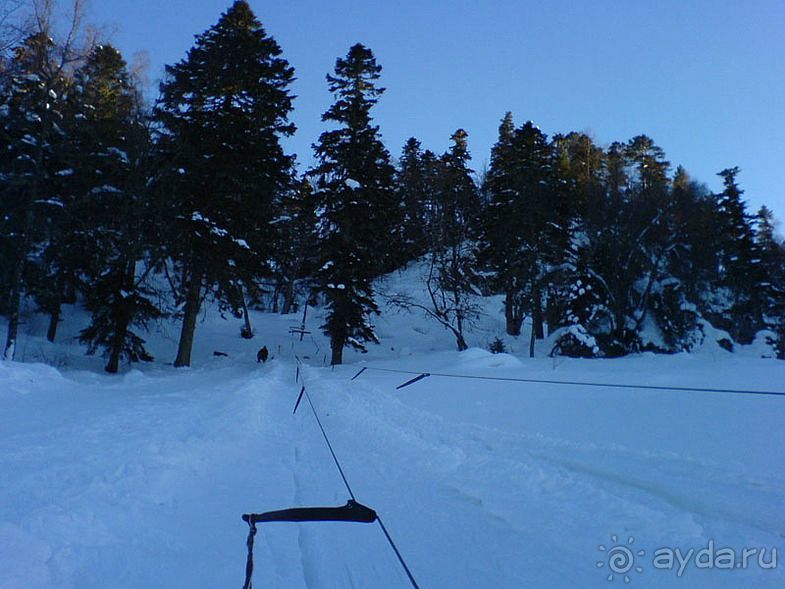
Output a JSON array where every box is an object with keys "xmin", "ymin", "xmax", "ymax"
[{"xmin": 597, "ymin": 534, "xmax": 645, "ymax": 583}]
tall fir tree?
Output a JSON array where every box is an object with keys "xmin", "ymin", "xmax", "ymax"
[
  {"xmin": 645, "ymin": 166, "xmax": 712, "ymax": 351},
  {"xmin": 548, "ymin": 131, "xmax": 605, "ymax": 334},
  {"xmin": 479, "ymin": 112, "xmax": 525, "ymax": 335},
  {"xmin": 553, "ymin": 138, "xmax": 703, "ymax": 356},
  {"xmin": 712, "ymin": 167, "xmax": 760, "ymax": 342},
  {"xmin": 552, "ymin": 131, "xmax": 605, "ymax": 222},
  {"xmin": 309, "ymin": 43, "xmax": 397, "ymax": 364},
  {"xmin": 625, "ymin": 134, "xmax": 670, "ymax": 195},
  {"xmin": 66, "ymin": 44, "xmax": 164, "ymax": 373},
  {"xmin": 427, "ymin": 129, "xmax": 481, "ymax": 351},
  {"xmin": 753, "ymin": 205, "xmax": 785, "ymax": 356},
  {"xmin": 395, "ymin": 137, "xmax": 432, "ymax": 260},
  {"xmin": 432, "ymin": 129, "xmax": 480, "ymax": 253},
  {"xmin": 478, "ymin": 117, "xmax": 557, "ymax": 347},
  {"xmin": 268, "ymin": 179, "xmax": 318, "ymax": 315},
  {"xmin": 0, "ymin": 32, "xmax": 70, "ymax": 359},
  {"xmin": 604, "ymin": 141, "xmax": 629, "ymax": 205},
  {"xmin": 154, "ymin": 0, "xmax": 295, "ymax": 367}
]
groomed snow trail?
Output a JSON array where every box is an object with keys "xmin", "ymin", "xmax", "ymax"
[
  {"xmin": 1, "ymin": 361, "xmax": 305, "ymax": 588},
  {"xmin": 295, "ymin": 360, "xmax": 784, "ymax": 588},
  {"xmin": 1, "ymin": 351, "xmax": 783, "ymax": 588}
]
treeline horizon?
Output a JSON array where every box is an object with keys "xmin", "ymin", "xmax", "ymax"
[{"xmin": 1, "ymin": 0, "xmax": 784, "ymax": 372}]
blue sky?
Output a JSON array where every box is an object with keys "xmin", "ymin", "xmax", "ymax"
[{"xmin": 91, "ymin": 0, "xmax": 785, "ymax": 223}]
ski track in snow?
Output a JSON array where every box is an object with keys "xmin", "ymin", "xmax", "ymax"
[
  {"xmin": 2, "ymin": 288, "xmax": 785, "ymax": 588},
  {"xmin": 296, "ymin": 363, "xmax": 784, "ymax": 588},
  {"xmin": 1, "ymin": 356, "xmax": 784, "ymax": 588},
  {"xmin": 2, "ymin": 362, "xmax": 296, "ymax": 588}
]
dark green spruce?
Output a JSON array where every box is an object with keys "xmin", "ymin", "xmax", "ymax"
[
  {"xmin": 69, "ymin": 45, "xmax": 163, "ymax": 373},
  {"xmin": 309, "ymin": 43, "xmax": 398, "ymax": 365},
  {"xmin": 154, "ymin": 0, "xmax": 295, "ymax": 367}
]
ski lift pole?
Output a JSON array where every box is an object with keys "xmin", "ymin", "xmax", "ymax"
[{"xmin": 300, "ymin": 302, "xmax": 308, "ymax": 342}]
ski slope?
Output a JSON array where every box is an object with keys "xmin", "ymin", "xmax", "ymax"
[{"xmin": 1, "ymin": 269, "xmax": 784, "ymax": 588}]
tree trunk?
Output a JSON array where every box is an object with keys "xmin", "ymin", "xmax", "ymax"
[
  {"xmin": 106, "ymin": 349, "xmax": 121, "ymax": 374},
  {"xmin": 529, "ymin": 319, "xmax": 536, "ymax": 358},
  {"xmin": 106, "ymin": 261, "xmax": 136, "ymax": 373},
  {"xmin": 544, "ymin": 292, "xmax": 559, "ymax": 337},
  {"xmin": 330, "ymin": 336, "xmax": 344, "ymax": 365},
  {"xmin": 456, "ymin": 331, "xmax": 469, "ymax": 352},
  {"xmin": 271, "ymin": 280, "xmax": 281, "ymax": 314},
  {"xmin": 282, "ymin": 279, "xmax": 296, "ymax": 314},
  {"xmin": 240, "ymin": 290, "xmax": 253, "ymax": 339},
  {"xmin": 504, "ymin": 291, "xmax": 522, "ymax": 336},
  {"xmin": 105, "ymin": 312, "xmax": 129, "ymax": 374},
  {"xmin": 63, "ymin": 277, "xmax": 77, "ymax": 304},
  {"xmin": 455, "ymin": 310, "xmax": 469, "ymax": 351},
  {"xmin": 46, "ymin": 303, "xmax": 60, "ymax": 343},
  {"xmin": 46, "ymin": 271, "xmax": 66, "ymax": 342},
  {"xmin": 532, "ymin": 284, "xmax": 544, "ymax": 340},
  {"xmin": 174, "ymin": 269, "xmax": 202, "ymax": 367},
  {"xmin": 3, "ymin": 278, "xmax": 23, "ymax": 361}
]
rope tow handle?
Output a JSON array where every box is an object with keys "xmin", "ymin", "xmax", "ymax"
[
  {"xmin": 241, "ymin": 501, "xmax": 378, "ymax": 589},
  {"xmin": 242, "ymin": 518, "xmax": 257, "ymax": 589},
  {"xmin": 243, "ymin": 500, "xmax": 378, "ymax": 525}
]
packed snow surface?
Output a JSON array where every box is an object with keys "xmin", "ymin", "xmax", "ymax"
[{"xmin": 1, "ymin": 269, "xmax": 784, "ymax": 588}]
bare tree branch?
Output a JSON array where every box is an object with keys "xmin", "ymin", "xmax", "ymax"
[
  {"xmin": 0, "ymin": 0, "xmax": 31, "ymax": 61},
  {"xmin": 382, "ymin": 253, "xmax": 482, "ymax": 352}
]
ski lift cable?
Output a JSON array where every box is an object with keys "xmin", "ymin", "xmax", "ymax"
[
  {"xmin": 295, "ymin": 359, "xmax": 421, "ymax": 588},
  {"xmin": 351, "ymin": 366, "xmax": 785, "ymax": 398},
  {"xmin": 302, "ymin": 383, "xmax": 357, "ymax": 501}
]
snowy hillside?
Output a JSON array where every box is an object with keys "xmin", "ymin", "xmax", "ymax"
[{"xmin": 1, "ymin": 265, "xmax": 784, "ymax": 588}]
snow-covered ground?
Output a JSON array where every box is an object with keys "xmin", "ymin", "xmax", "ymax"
[{"xmin": 1, "ymin": 266, "xmax": 784, "ymax": 588}]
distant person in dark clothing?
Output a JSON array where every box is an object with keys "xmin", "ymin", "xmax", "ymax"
[{"xmin": 257, "ymin": 346, "xmax": 269, "ymax": 363}]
